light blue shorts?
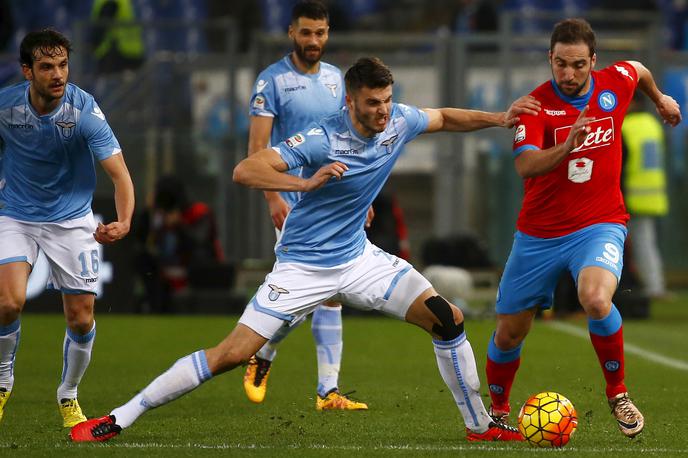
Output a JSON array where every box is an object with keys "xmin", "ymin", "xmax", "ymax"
[{"xmin": 496, "ymin": 223, "xmax": 626, "ymax": 314}]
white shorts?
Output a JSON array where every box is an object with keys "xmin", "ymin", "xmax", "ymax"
[
  {"xmin": 239, "ymin": 241, "xmax": 432, "ymax": 339},
  {"xmin": 0, "ymin": 213, "xmax": 100, "ymax": 295}
]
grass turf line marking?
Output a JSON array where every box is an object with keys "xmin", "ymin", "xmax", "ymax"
[
  {"xmin": 546, "ymin": 321, "xmax": 688, "ymax": 371},
  {"xmin": 38, "ymin": 443, "xmax": 687, "ymax": 453}
]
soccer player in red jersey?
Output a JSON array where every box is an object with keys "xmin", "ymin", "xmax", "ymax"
[{"xmin": 485, "ymin": 18, "xmax": 681, "ymax": 439}]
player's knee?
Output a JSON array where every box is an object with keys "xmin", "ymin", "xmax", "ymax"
[
  {"xmin": 424, "ymin": 295, "xmax": 464, "ymax": 341},
  {"xmin": 0, "ymin": 290, "xmax": 25, "ymax": 321},
  {"xmin": 577, "ymin": 287, "xmax": 610, "ymax": 318},
  {"xmin": 493, "ymin": 330, "xmax": 523, "ymax": 351}
]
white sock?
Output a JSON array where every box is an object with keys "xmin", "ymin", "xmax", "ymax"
[
  {"xmin": 110, "ymin": 350, "xmax": 212, "ymax": 428},
  {"xmin": 0, "ymin": 320, "xmax": 20, "ymax": 391},
  {"xmin": 312, "ymin": 304, "xmax": 342, "ymax": 397},
  {"xmin": 57, "ymin": 322, "xmax": 96, "ymax": 402},
  {"xmin": 255, "ymin": 315, "xmax": 307, "ymax": 361},
  {"xmin": 433, "ymin": 333, "xmax": 492, "ymax": 432}
]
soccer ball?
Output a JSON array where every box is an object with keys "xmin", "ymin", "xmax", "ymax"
[{"xmin": 517, "ymin": 391, "xmax": 578, "ymax": 447}]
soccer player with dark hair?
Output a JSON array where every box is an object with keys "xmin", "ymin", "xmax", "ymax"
[
  {"xmin": 243, "ymin": 0, "xmax": 367, "ymax": 410},
  {"xmin": 0, "ymin": 28, "xmax": 134, "ymax": 427},
  {"xmin": 70, "ymin": 56, "xmax": 539, "ymax": 443},
  {"xmin": 485, "ymin": 18, "xmax": 681, "ymax": 439}
]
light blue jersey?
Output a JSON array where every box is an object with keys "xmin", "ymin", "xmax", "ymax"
[
  {"xmin": 0, "ymin": 81, "xmax": 121, "ymax": 222},
  {"xmin": 248, "ymin": 55, "xmax": 344, "ymax": 207},
  {"xmin": 274, "ymin": 103, "xmax": 429, "ymax": 267}
]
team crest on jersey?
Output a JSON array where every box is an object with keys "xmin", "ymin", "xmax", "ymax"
[
  {"xmin": 554, "ymin": 117, "xmax": 614, "ymax": 153},
  {"xmin": 285, "ymin": 133, "xmax": 305, "ymax": 148},
  {"xmin": 514, "ymin": 124, "xmax": 526, "ymax": 143},
  {"xmin": 267, "ymin": 284, "xmax": 289, "ymax": 301},
  {"xmin": 598, "ymin": 90, "xmax": 617, "ymax": 112},
  {"xmin": 253, "ymin": 95, "xmax": 265, "ymax": 109},
  {"xmin": 325, "ymin": 83, "xmax": 338, "ymax": 98},
  {"xmin": 380, "ymin": 134, "xmax": 398, "ymax": 147},
  {"xmin": 56, "ymin": 120, "xmax": 76, "ymax": 139}
]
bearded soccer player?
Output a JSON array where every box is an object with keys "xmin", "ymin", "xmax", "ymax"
[
  {"xmin": 70, "ymin": 57, "xmax": 539, "ymax": 443},
  {"xmin": 485, "ymin": 18, "xmax": 681, "ymax": 438},
  {"xmin": 243, "ymin": 0, "xmax": 367, "ymax": 410},
  {"xmin": 0, "ymin": 29, "xmax": 134, "ymax": 427}
]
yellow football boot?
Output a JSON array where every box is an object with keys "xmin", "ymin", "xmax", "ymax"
[
  {"xmin": 59, "ymin": 398, "xmax": 87, "ymax": 428},
  {"xmin": 316, "ymin": 390, "xmax": 368, "ymax": 411},
  {"xmin": 0, "ymin": 389, "xmax": 10, "ymax": 423},
  {"xmin": 243, "ymin": 356, "xmax": 272, "ymax": 403}
]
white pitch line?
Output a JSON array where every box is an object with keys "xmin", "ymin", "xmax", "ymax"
[
  {"xmin": 546, "ymin": 321, "xmax": 688, "ymax": 371},
  {"xmin": 33, "ymin": 442, "xmax": 687, "ymax": 453}
]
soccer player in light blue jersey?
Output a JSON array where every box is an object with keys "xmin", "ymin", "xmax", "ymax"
[
  {"xmin": 0, "ymin": 29, "xmax": 135, "ymax": 428},
  {"xmin": 243, "ymin": 0, "xmax": 367, "ymax": 410},
  {"xmin": 72, "ymin": 57, "xmax": 540, "ymax": 443}
]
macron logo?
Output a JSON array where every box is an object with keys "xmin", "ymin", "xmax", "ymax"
[{"xmin": 91, "ymin": 106, "xmax": 105, "ymax": 121}]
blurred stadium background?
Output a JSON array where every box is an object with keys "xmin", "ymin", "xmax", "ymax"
[{"xmin": 5, "ymin": 0, "xmax": 688, "ymax": 314}]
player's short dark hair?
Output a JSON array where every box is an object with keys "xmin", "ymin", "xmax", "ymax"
[
  {"xmin": 19, "ymin": 28, "xmax": 72, "ymax": 67},
  {"xmin": 550, "ymin": 18, "xmax": 596, "ymax": 57},
  {"xmin": 291, "ymin": 0, "xmax": 329, "ymax": 24},
  {"xmin": 345, "ymin": 57, "xmax": 394, "ymax": 94}
]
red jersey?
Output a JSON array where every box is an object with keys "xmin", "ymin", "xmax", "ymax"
[{"xmin": 512, "ymin": 61, "xmax": 639, "ymax": 238}]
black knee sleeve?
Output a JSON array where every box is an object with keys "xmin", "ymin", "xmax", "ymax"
[{"xmin": 424, "ymin": 295, "xmax": 464, "ymax": 341}]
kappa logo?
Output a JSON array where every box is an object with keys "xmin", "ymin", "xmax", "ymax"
[
  {"xmin": 325, "ymin": 83, "xmax": 338, "ymax": 98},
  {"xmin": 285, "ymin": 133, "xmax": 305, "ymax": 148},
  {"xmin": 267, "ymin": 284, "xmax": 289, "ymax": 301},
  {"xmin": 56, "ymin": 120, "xmax": 76, "ymax": 139},
  {"xmin": 544, "ymin": 108, "xmax": 567, "ymax": 116},
  {"xmin": 256, "ymin": 79, "xmax": 268, "ymax": 93},
  {"xmin": 555, "ymin": 116, "xmax": 614, "ymax": 153},
  {"xmin": 307, "ymin": 127, "xmax": 324, "ymax": 136},
  {"xmin": 514, "ymin": 124, "xmax": 526, "ymax": 143},
  {"xmin": 614, "ymin": 65, "xmax": 634, "ymax": 80},
  {"xmin": 91, "ymin": 106, "xmax": 105, "ymax": 121}
]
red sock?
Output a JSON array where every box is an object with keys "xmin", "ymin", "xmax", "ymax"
[
  {"xmin": 589, "ymin": 327, "xmax": 627, "ymax": 399},
  {"xmin": 486, "ymin": 357, "xmax": 520, "ymax": 414}
]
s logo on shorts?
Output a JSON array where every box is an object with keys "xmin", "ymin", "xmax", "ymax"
[{"xmin": 268, "ymin": 284, "xmax": 289, "ymax": 301}]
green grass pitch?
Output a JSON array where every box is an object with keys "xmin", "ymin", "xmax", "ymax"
[{"xmin": 1, "ymin": 296, "xmax": 687, "ymax": 457}]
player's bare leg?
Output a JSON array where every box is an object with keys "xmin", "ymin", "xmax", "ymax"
[
  {"xmin": 578, "ymin": 266, "xmax": 644, "ymax": 438},
  {"xmin": 0, "ymin": 261, "xmax": 29, "ymax": 423},
  {"xmin": 405, "ymin": 288, "xmax": 522, "ymax": 442}
]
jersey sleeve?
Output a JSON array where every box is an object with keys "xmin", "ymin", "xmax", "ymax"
[
  {"xmin": 396, "ymin": 103, "xmax": 429, "ymax": 142},
  {"xmin": 607, "ymin": 62, "xmax": 639, "ymax": 104},
  {"xmin": 512, "ymin": 111, "xmax": 544, "ymax": 157},
  {"xmin": 273, "ymin": 123, "xmax": 330, "ymax": 170},
  {"xmin": 248, "ymin": 70, "xmax": 278, "ymax": 118},
  {"xmin": 80, "ymin": 97, "xmax": 122, "ymax": 161}
]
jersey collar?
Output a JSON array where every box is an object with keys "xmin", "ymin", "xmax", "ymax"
[{"xmin": 550, "ymin": 75, "xmax": 595, "ymax": 110}]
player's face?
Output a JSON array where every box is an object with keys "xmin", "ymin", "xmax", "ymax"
[
  {"xmin": 549, "ymin": 42, "xmax": 596, "ymax": 97},
  {"xmin": 347, "ymin": 85, "xmax": 393, "ymax": 137},
  {"xmin": 22, "ymin": 46, "xmax": 69, "ymax": 101},
  {"xmin": 289, "ymin": 17, "xmax": 329, "ymax": 66}
]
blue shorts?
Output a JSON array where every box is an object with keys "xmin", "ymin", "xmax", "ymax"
[{"xmin": 496, "ymin": 223, "xmax": 627, "ymax": 315}]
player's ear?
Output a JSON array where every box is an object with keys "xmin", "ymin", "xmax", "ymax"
[
  {"xmin": 345, "ymin": 93, "xmax": 353, "ymax": 110},
  {"xmin": 21, "ymin": 64, "xmax": 32, "ymax": 81},
  {"xmin": 548, "ymin": 50, "xmax": 553, "ymax": 66},
  {"xmin": 288, "ymin": 23, "xmax": 295, "ymax": 40},
  {"xmin": 591, "ymin": 53, "xmax": 596, "ymax": 69}
]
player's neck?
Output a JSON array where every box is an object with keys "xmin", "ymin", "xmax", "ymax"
[
  {"xmin": 290, "ymin": 52, "xmax": 320, "ymax": 74},
  {"xmin": 348, "ymin": 111, "xmax": 376, "ymax": 139},
  {"xmin": 28, "ymin": 86, "xmax": 61, "ymax": 115}
]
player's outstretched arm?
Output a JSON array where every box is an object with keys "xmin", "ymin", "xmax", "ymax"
[
  {"xmin": 515, "ymin": 106, "xmax": 594, "ymax": 179},
  {"xmin": 422, "ymin": 96, "xmax": 540, "ymax": 133},
  {"xmin": 627, "ymin": 61, "xmax": 682, "ymax": 127},
  {"xmin": 248, "ymin": 115, "xmax": 291, "ymax": 229},
  {"xmin": 233, "ymin": 148, "xmax": 348, "ymax": 193},
  {"xmin": 95, "ymin": 154, "xmax": 135, "ymax": 244}
]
